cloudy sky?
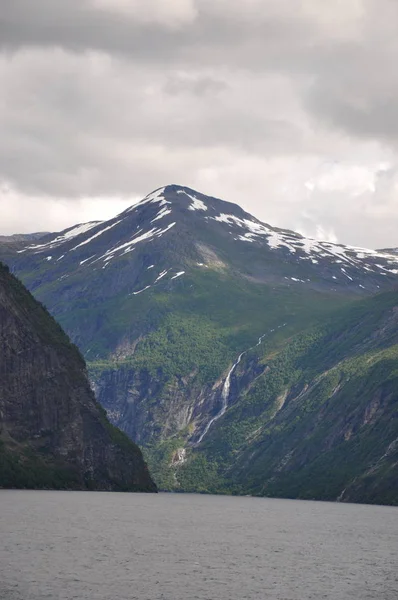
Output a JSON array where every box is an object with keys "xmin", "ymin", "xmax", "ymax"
[{"xmin": 1, "ymin": 0, "xmax": 398, "ymax": 248}]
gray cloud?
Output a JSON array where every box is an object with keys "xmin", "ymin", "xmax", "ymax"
[
  {"xmin": 163, "ymin": 74, "xmax": 228, "ymax": 97},
  {"xmin": 0, "ymin": 1, "xmax": 312, "ymax": 62},
  {"xmin": 1, "ymin": 0, "xmax": 398, "ymax": 248},
  {"xmin": 0, "ymin": 48, "xmax": 306, "ymax": 197}
]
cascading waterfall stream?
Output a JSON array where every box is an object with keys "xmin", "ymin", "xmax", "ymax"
[
  {"xmin": 195, "ymin": 324, "xmax": 286, "ymax": 445},
  {"xmin": 195, "ymin": 352, "xmax": 244, "ymax": 445}
]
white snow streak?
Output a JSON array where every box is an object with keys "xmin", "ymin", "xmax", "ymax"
[
  {"xmin": 155, "ymin": 269, "xmax": 169, "ymax": 282},
  {"xmin": 80, "ymin": 255, "xmax": 96, "ymax": 265},
  {"xmin": 209, "ymin": 208, "xmax": 398, "ymax": 279},
  {"xmin": 151, "ymin": 207, "xmax": 172, "ymax": 222},
  {"xmin": 96, "ymin": 222, "xmax": 176, "ymax": 264},
  {"xmin": 25, "ymin": 221, "xmax": 102, "ymax": 251},
  {"xmin": 212, "ymin": 213, "xmax": 269, "ymax": 236},
  {"xmin": 128, "ymin": 187, "xmax": 168, "ymax": 212},
  {"xmin": 71, "ymin": 219, "xmax": 123, "ymax": 250},
  {"xmin": 177, "ymin": 190, "xmax": 208, "ymax": 212},
  {"xmin": 133, "ymin": 285, "xmax": 151, "ymax": 295},
  {"xmin": 131, "ymin": 267, "xmax": 184, "ymax": 296}
]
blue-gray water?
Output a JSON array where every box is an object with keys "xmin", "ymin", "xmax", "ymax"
[{"xmin": 1, "ymin": 491, "xmax": 397, "ymax": 600}]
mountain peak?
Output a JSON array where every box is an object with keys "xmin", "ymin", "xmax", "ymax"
[
  {"xmin": 127, "ymin": 184, "xmax": 259, "ymax": 228},
  {"xmin": 4, "ymin": 184, "xmax": 398, "ymax": 297},
  {"xmin": 131, "ymin": 184, "xmax": 213, "ymax": 213}
]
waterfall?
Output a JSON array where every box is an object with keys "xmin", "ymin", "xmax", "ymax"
[{"xmin": 195, "ymin": 324, "xmax": 287, "ymax": 445}]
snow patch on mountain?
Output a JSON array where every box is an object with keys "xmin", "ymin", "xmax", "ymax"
[
  {"xmin": 151, "ymin": 206, "xmax": 172, "ymax": 222},
  {"xmin": 267, "ymin": 232, "xmax": 297, "ymax": 254},
  {"xmin": 236, "ymin": 234, "xmax": 256, "ymax": 243},
  {"xmin": 207, "ymin": 207, "xmax": 398, "ymax": 277},
  {"xmin": 80, "ymin": 255, "xmax": 96, "ymax": 265},
  {"xmin": 99, "ymin": 222, "xmax": 176, "ymax": 263},
  {"xmin": 71, "ymin": 219, "xmax": 123, "ymax": 251},
  {"xmin": 189, "ymin": 198, "xmax": 207, "ymax": 211},
  {"xmin": 177, "ymin": 190, "xmax": 208, "ymax": 212},
  {"xmin": 211, "ymin": 213, "xmax": 269, "ymax": 235},
  {"xmin": 133, "ymin": 285, "xmax": 151, "ymax": 295},
  {"xmin": 155, "ymin": 269, "xmax": 169, "ymax": 282},
  {"xmin": 130, "ymin": 187, "xmax": 169, "ymax": 210},
  {"xmin": 18, "ymin": 221, "xmax": 102, "ymax": 253},
  {"xmin": 130, "ymin": 267, "xmax": 184, "ymax": 296}
]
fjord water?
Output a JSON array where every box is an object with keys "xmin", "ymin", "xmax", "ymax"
[{"xmin": 1, "ymin": 492, "xmax": 397, "ymax": 600}]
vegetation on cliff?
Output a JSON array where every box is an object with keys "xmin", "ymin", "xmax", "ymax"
[{"xmin": 0, "ymin": 262, "xmax": 156, "ymax": 492}]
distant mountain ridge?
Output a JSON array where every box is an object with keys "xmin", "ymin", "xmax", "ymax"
[
  {"xmin": 0, "ymin": 232, "xmax": 49, "ymax": 243},
  {"xmin": 1, "ymin": 184, "xmax": 398, "ymax": 504}
]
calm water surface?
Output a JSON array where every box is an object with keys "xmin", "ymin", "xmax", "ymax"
[{"xmin": 0, "ymin": 491, "xmax": 397, "ymax": 600}]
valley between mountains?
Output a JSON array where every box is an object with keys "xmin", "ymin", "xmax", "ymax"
[{"xmin": 2, "ymin": 184, "xmax": 398, "ymax": 504}]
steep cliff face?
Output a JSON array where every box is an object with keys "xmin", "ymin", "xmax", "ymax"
[
  {"xmin": 0, "ymin": 262, "xmax": 156, "ymax": 492},
  {"xmin": 91, "ymin": 363, "xmax": 225, "ymax": 445}
]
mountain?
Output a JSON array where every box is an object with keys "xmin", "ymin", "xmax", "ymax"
[
  {"xmin": 0, "ymin": 232, "xmax": 49, "ymax": 244},
  {"xmin": 0, "ymin": 262, "xmax": 156, "ymax": 492},
  {"xmin": 7, "ymin": 185, "xmax": 398, "ymax": 300},
  {"xmin": 1, "ymin": 184, "xmax": 398, "ymax": 503},
  {"xmin": 176, "ymin": 290, "xmax": 398, "ymax": 505}
]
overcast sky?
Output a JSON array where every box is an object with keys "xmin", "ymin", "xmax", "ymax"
[{"xmin": 1, "ymin": 0, "xmax": 398, "ymax": 248}]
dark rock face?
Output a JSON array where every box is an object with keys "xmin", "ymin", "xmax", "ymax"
[
  {"xmin": 0, "ymin": 262, "xmax": 156, "ymax": 492},
  {"xmin": 90, "ymin": 349, "xmax": 266, "ymax": 447},
  {"xmin": 91, "ymin": 364, "xmax": 224, "ymax": 446}
]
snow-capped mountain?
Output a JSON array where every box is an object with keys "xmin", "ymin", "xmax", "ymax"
[{"xmin": 8, "ymin": 184, "xmax": 398, "ymax": 296}]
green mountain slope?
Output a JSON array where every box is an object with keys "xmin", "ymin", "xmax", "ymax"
[
  {"xmin": 0, "ymin": 262, "xmax": 156, "ymax": 492},
  {"xmin": 89, "ymin": 266, "xmax": 353, "ymax": 443},
  {"xmin": 160, "ymin": 290, "xmax": 398, "ymax": 504}
]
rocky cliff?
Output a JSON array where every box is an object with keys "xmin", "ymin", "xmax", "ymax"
[{"xmin": 0, "ymin": 262, "xmax": 156, "ymax": 492}]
